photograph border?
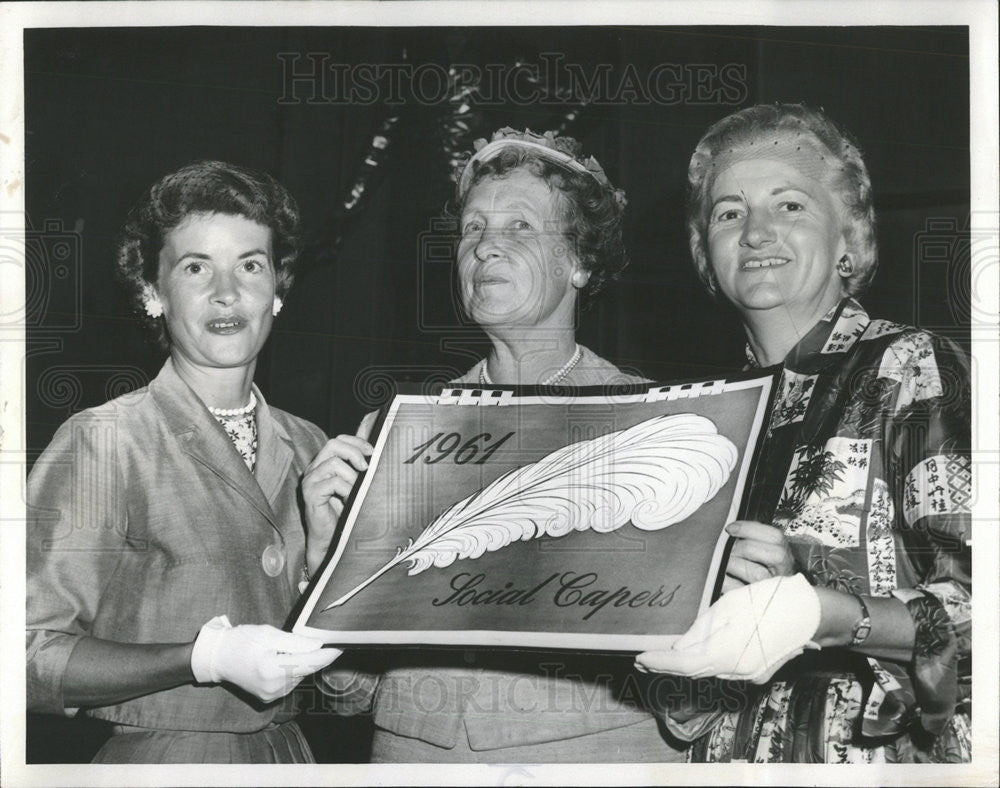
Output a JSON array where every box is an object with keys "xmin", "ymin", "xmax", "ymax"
[{"xmin": 2, "ymin": 2, "xmax": 996, "ymax": 786}]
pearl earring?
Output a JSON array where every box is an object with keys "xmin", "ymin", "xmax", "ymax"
[
  {"xmin": 272, "ymin": 296, "xmax": 283, "ymax": 317},
  {"xmin": 836, "ymin": 255, "xmax": 853, "ymax": 276},
  {"xmin": 142, "ymin": 286, "xmax": 163, "ymax": 318},
  {"xmin": 572, "ymin": 271, "xmax": 590, "ymax": 288}
]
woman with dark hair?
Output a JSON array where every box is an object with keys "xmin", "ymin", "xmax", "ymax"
[
  {"xmin": 636, "ymin": 104, "xmax": 971, "ymax": 763},
  {"xmin": 306, "ymin": 129, "xmax": 685, "ymax": 762},
  {"xmin": 26, "ymin": 160, "xmax": 343, "ymax": 763}
]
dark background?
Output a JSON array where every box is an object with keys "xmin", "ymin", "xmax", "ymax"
[{"xmin": 24, "ymin": 26, "xmax": 970, "ymax": 763}]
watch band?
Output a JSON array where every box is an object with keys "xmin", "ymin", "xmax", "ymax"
[{"xmin": 849, "ymin": 593, "xmax": 872, "ymax": 647}]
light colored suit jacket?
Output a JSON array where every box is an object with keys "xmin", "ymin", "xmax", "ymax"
[{"xmin": 27, "ymin": 358, "xmax": 326, "ymax": 733}]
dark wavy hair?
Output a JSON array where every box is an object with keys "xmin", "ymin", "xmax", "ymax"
[
  {"xmin": 454, "ymin": 147, "xmax": 628, "ymax": 308},
  {"xmin": 116, "ymin": 160, "xmax": 301, "ymax": 348},
  {"xmin": 687, "ymin": 103, "xmax": 878, "ymax": 298}
]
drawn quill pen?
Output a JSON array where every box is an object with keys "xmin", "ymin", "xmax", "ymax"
[{"xmin": 323, "ymin": 413, "xmax": 737, "ymax": 610}]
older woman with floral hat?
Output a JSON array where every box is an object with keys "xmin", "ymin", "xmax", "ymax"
[
  {"xmin": 451, "ymin": 127, "xmax": 644, "ymax": 387},
  {"xmin": 635, "ymin": 104, "xmax": 971, "ymax": 763},
  {"xmin": 307, "ymin": 128, "xmax": 686, "ymax": 763}
]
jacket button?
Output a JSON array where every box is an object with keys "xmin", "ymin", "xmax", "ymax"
[{"xmin": 261, "ymin": 544, "xmax": 285, "ymax": 577}]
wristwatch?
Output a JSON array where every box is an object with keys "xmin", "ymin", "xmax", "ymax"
[{"xmin": 849, "ymin": 593, "xmax": 872, "ymax": 647}]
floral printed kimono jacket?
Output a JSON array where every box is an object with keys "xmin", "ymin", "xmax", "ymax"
[{"xmin": 684, "ymin": 298, "xmax": 971, "ymax": 763}]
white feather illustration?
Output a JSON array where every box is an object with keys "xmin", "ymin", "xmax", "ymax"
[{"xmin": 323, "ymin": 413, "xmax": 737, "ymax": 610}]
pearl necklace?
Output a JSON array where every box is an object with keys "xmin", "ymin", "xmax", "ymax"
[
  {"xmin": 479, "ymin": 344, "xmax": 583, "ymax": 387},
  {"xmin": 207, "ymin": 391, "xmax": 258, "ymax": 418}
]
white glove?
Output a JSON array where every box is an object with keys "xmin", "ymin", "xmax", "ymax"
[
  {"xmin": 191, "ymin": 615, "xmax": 341, "ymax": 702},
  {"xmin": 634, "ymin": 574, "xmax": 821, "ymax": 684}
]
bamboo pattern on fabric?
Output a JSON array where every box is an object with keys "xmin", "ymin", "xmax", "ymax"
[{"xmin": 690, "ymin": 298, "xmax": 971, "ymax": 763}]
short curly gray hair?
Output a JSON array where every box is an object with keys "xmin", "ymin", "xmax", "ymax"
[
  {"xmin": 686, "ymin": 103, "xmax": 877, "ymax": 298},
  {"xmin": 453, "ymin": 129, "xmax": 628, "ymax": 308}
]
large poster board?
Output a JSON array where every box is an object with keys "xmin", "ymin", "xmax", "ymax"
[{"xmin": 294, "ymin": 371, "xmax": 776, "ymax": 651}]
